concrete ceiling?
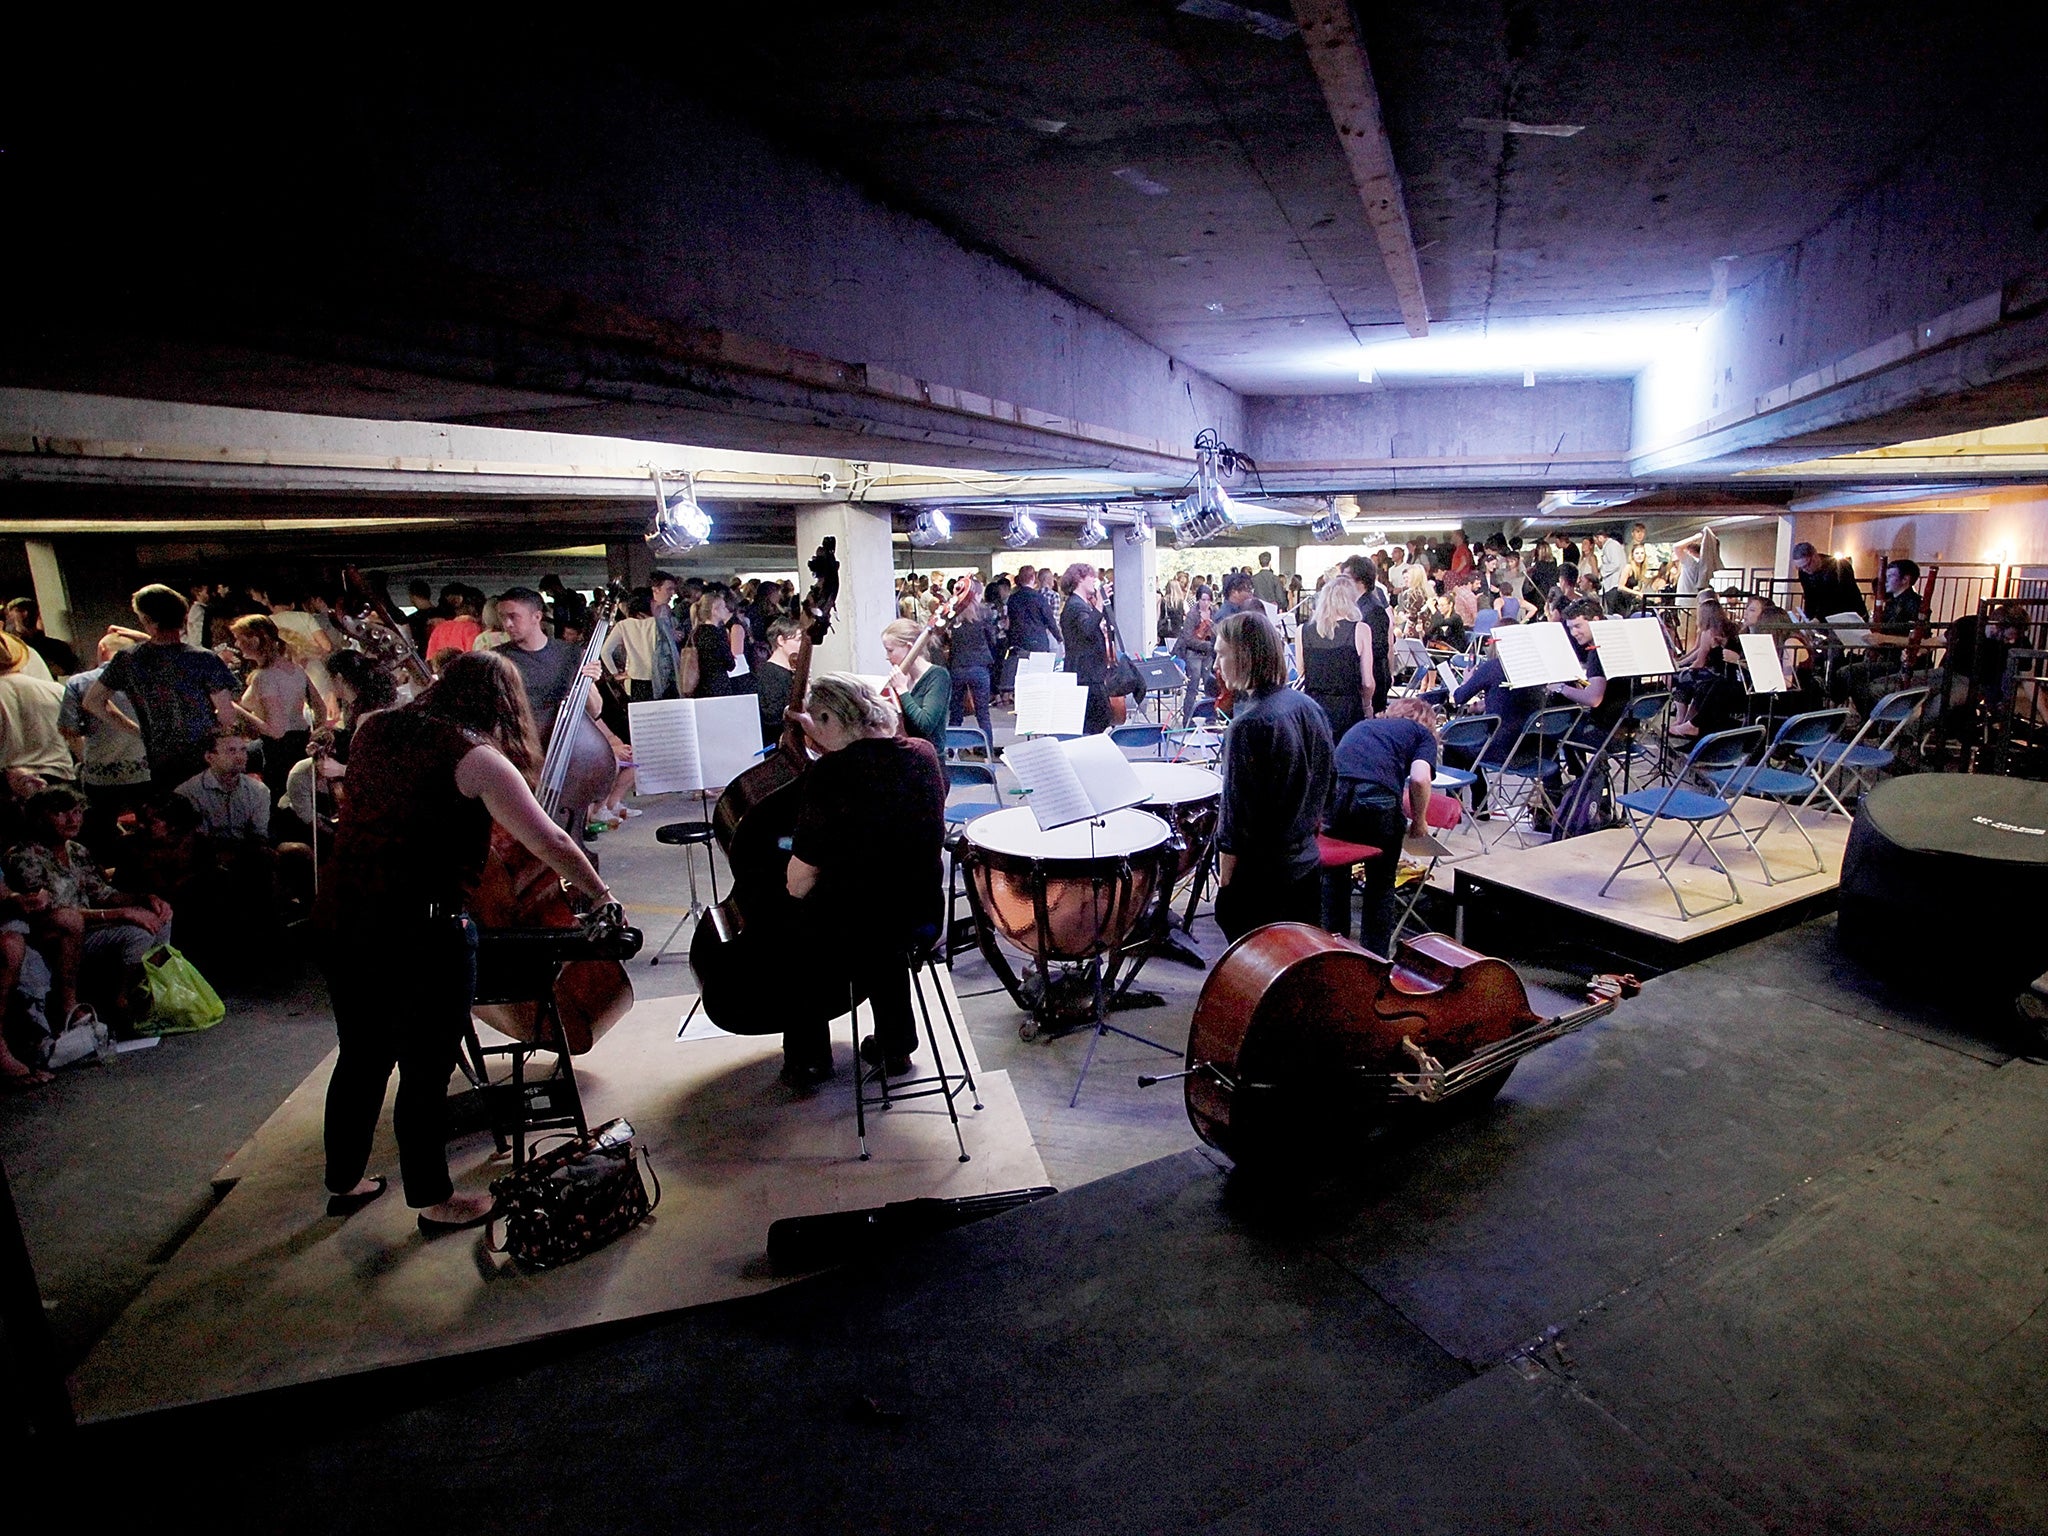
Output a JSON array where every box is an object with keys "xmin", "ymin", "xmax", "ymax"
[{"xmin": 684, "ymin": 1, "xmax": 2002, "ymax": 392}]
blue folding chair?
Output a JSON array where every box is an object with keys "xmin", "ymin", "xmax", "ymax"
[
  {"xmin": 1109, "ymin": 721, "xmax": 1166, "ymax": 758},
  {"xmin": 1601, "ymin": 726, "xmax": 1764, "ymax": 919},
  {"xmin": 942, "ymin": 764, "xmax": 1004, "ymax": 967},
  {"xmin": 1698, "ymin": 708, "xmax": 1847, "ymax": 883},
  {"xmin": 1431, "ymin": 713, "xmax": 1500, "ymax": 849},
  {"xmin": 1796, "ymin": 686, "xmax": 1927, "ymax": 817},
  {"xmin": 1479, "ymin": 705, "xmax": 1583, "ymax": 849},
  {"xmin": 944, "ymin": 725, "xmax": 990, "ymax": 760}
]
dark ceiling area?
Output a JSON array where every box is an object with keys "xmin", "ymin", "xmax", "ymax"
[{"xmin": 682, "ymin": 1, "xmax": 2004, "ymax": 390}]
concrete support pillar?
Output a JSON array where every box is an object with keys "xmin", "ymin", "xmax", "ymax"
[
  {"xmin": 606, "ymin": 538, "xmax": 653, "ymax": 592},
  {"xmin": 1112, "ymin": 530, "xmax": 1159, "ymax": 656},
  {"xmin": 1276, "ymin": 544, "xmax": 1302, "ymax": 580},
  {"xmin": 795, "ymin": 501, "xmax": 893, "ymax": 676},
  {"xmin": 25, "ymin": 542, "xmax": 74, "ymax": 643},
  {"xmin": 1774, "ymin": 512, "xmax": 1834, "ymax": 583}
]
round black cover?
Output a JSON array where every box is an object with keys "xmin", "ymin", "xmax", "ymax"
[{"xmin": 1839, "ymin": 775, "xmax": 2048, "ymax": 999}]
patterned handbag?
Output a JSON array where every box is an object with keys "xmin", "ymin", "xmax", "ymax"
[{"xmin": 487, "ymin": 1118, "xmax": 661, "ymax": 1270}]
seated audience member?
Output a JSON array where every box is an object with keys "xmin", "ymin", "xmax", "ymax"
[
  {"xmin": 0, "ymin": 875, "xmax": 57, "ymax": 1087},
  {"xmin": 176, "ymin": 731, "xmax": 271, "ymax": 843},
  {"xmin": 1325, "ymin": 697, "xmax": 1440, "ymax": 955},
  {"xmin": 7, "ymin": 786, "xmax": 170, "ymax": 1028}
]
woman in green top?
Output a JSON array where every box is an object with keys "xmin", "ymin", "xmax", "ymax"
[{"xmin": 881, "ymin": 617, "xmax": 950, "ymax": 753}]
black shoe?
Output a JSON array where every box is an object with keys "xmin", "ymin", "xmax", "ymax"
[
  {"xmin": 858, "ymin": 1037, "xmax": 914, "ymax": 1077},
  {"xmin": 417, "ymin": 1204, "xmax": 495, "ymax": 1238},
  {"xmin": 325, "ymin": 1177, "xmax": 387, "ymax": 1218},
  {"xmin": 779, "ymin": 1059, "xmax": 835, "ymax": 1091}
]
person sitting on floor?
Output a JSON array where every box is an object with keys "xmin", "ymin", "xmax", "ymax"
[
  {"xmin": 6, "ymin": 785, "xmax": 170, "ymax": 1030},
  {"xmin": 175, "ymin": 730, "xmax": 270, "ymax": 843}
]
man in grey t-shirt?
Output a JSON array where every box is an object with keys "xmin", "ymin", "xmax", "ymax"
[{"xmin": 498, "ymin": 588, "xmax": 627, "ymax": 759}]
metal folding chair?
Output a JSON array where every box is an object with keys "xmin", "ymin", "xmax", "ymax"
[
  {"xmin": 1391, "ymin": 791, "xmax": 1466, "ymax": 943},
  {"xmin": 944, "ymin": 725, "xmax": 991, "ymax": 760},
  {"xmin": 1108, "ymin": 721, "xmax": 1167, "ymax": 757},
  {"xmin": 942, "ymin": 765, "xmax": 1004, "ymax": 966},
  {"xmin": 1478, "ymin": 705, "xmax": 1583, "ymax": 849},
  {"xmin": 1601, "ymin": 726, "xmax": 1764, "ymax": 920},
  {"xmin": 1796, "ymin": 686, "xmax": 1928, "ymax": 817},
  {"xmin": 1699, "ymin": 708, "xmax": 1847, "ymax": 882},
  {"xmin": 1431, "ymin": 713, "xmax": 1500, "ymax": 850}
]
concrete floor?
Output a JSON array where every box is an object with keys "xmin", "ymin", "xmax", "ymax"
[{"xmin": 15, "ymin": 773, "xmax": 2048, "ymax": 1531}]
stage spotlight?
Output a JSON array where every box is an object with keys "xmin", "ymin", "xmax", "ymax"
[
  {"xmin": 907, "ymin": 509, "xmax": 951, "ymax": 548},
  {"xmin": 1077, "ymin": 509, "xmax": 1107, "ymax": 548},
  {"xmin": 1001, "ymin": 510, "xmax": 1039, "ymax": 549},
  {"xmin": 1122, "ymin": 513, "xmax": 1155, "ymax": 546},
  {"xmin": 1311, "ymin": 499, "xmax": 1346, "ymax": 542},
  {"xmin": 647, "ymin": 471, "xmax": 711, "ymax": 553}
]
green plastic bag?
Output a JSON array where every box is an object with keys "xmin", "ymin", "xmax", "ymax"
[{"xmin": 139, "ymin": 945, "xmax": 226, "ymax": 1036}]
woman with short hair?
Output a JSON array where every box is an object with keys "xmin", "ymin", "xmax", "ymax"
[{"xmin": 1213, "ymin": 609, "xmax": 1334, "ymax": 941}]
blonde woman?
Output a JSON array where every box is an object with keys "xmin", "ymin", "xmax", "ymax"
[
  {"xmin": 1399, "ymin": 565, "xmax": 1432, "ymax": 634},
  {"xmin": 1297, "ymin": 574, "xmax": 1376, "ymax": 742},
  {"xmin": 777, "ymin": 673, "xmax": 945, "ymax": 1089},
  {"xmin": 881, "ymin": 616, "xmax": 949, "ymax": 752},
  {"xmin": 229, "ymin": 613, "xmax": 325, "ymax": 801}
]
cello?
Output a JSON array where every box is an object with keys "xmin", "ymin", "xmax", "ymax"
[
  {"xmin": 1148, "ymin": 923, "xmax": 1636, "ymax": 1166},
  {"xmin": 468, "ymin": 584, "xmax": 637, "ymax": 1054},
  {"xmin": 689, "ymin": 539, "xmax": 841, "ymax": 1031}
]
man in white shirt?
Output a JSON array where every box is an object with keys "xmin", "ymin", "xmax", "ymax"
[{"xmin": 1592, "ymin": 529, "xmax": 1628, "ymax": 593}]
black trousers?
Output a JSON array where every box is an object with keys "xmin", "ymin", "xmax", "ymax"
[
  {"xmin": 321, "ymin": 917, "xmax": 477, "ymax": 1207},
  {"xmin": 1323, "ymin": 791, "xmax": 1408, "ymax": 955},
  {"xmin": 781, "ymin": 923, "xmax": 937, "ymax": 1070},
  {"xmin": 1216, "ymin": 864, "xmax": 1321, "ymax": 943}
]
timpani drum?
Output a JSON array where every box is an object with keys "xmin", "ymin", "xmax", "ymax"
[
  {"xmin": 1130, "ymin": 761, "xmax": 1221, "ymax": 883},
  {"xmin": 959, "ymin": 807, "xmax": 1174, "ymax": 964}
]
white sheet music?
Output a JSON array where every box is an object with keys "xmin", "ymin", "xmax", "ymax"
[
  {"xmin": 1013, "ymin": 673, "xmax": 1086, "ymax": 736},
  {"xmin": 1488, "ymin": 623, "xmax": 1584, "ymax": 689},
  {"xmin": 1825, "ymin": 612, "xmax": 1874, "ymax": 648},
  {"xmin": 1003, "ymin": 733, "xmax": 1148, "ymax": 831},
  {"xmin": 1587, "ymin": 617, "xmax": 1675, "ymax": 679},
  {"xmin": 1436, "ymin": 661, "xmax": 1461, "ymax": 693},
  {"xmin": 1738, "ymin": 633, "xmax": 1790, "ymax": 694},
  {"xmin": 1017, "ymin": 651, "xmax": 1057, "ymax": 678},
  {"xmin": 628, "ymin": 695, "xmax": 765, "ymax": 796}
]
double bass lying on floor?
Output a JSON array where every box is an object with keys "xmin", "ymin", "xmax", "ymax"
[{"xmin": 1146, "ymin": 923, "xmax": 1637, "ymax": 1166}]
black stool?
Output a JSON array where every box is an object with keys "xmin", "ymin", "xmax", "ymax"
[
  {"xmin": 459, "ymin": 937, "xmax": 589, "ymax": 1169},
  {"xmin": 647, "ymin": 819, "xmax": 721, "ymax": 966},
  {"xmin": 850, "ymin": 942, "xmax": 981, "ymax": 1163}
]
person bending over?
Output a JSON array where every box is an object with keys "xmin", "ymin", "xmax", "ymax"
[
  {"xmin": 1325, "ymin": 698, "xmax": 1439, "ymax": 956},
  {"xmin": 318, "ymin": 650, "xmax": 618, "ymax": 1234}
]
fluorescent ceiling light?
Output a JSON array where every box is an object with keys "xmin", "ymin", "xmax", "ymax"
[{"xmin": 1340, "ymin": 316, "xmax": 1702, "ymax": 382}]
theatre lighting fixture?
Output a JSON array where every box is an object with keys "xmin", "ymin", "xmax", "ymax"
[
  {"xmin": 1077, "ymin": 508, "xmax": 1107, "ymax": 548},
  {"xmin": 1311, "ymin": 499, "xmax": 1346, "ymax": 542},
  {"xmin": 907, "ymin": 509, "xmax": 951, "ymax": 548},
  {"xmin": 1122, "ymin": 513, "xmax": 1155, "ymax": 547},
  {"xmin": 647, "ymin": 470, "xmax": 712, "ymax": 553},
  {"xmin": 1002, "ymin": 510, "xmax": 1039, "ymax": 549},
  {"xmin": 1170, "ymin": 431, "xmax": 1248, "ymax": 548}
]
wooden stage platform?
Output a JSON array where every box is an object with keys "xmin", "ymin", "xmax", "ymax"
[
  {"xmin": 1451, "ymin": 800, "xmax": 1851, "ymax": 973},
  {"xmin": 73, "ymin": 967, "xmax": 1047, "ymax": 1422}
]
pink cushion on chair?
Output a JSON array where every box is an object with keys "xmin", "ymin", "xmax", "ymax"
[
  {"xmin": 1425, "ymin": 793, "xmax": 1463, "ymax": 830},
  {"xmin": 1316, "ymin": 834, "xmax": 1383, "ymax": 868}
]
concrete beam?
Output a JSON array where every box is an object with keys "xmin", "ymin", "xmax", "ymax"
[{"xmin": 1291, "ymin": 0, "xmax": 1430, "ymax": 337}]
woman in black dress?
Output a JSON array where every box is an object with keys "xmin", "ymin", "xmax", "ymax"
[
  {"xmin": 1297, "ymin": 573, "xmax": 1375, "ymax": 743},
  {"xmin": 688, "ymin": 590, "xmax": 735, "ymax": 698},
  {"xmin": 1059, "ymin": 563, "xmax": 1112, "ymax": 735}
]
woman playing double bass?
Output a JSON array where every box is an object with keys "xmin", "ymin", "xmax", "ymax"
[{"xmin": 318, "ymin": 651, "xmax": 620, "ymax": 1235}]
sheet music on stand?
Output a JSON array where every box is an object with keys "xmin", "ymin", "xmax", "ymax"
[
  {"xmin": 1824, "ymin": 612, "xmax": 1874, "ymax": 648},
  {"xmin": 1488, "ymin": 624, "xmax": 1585, "ymax": 689},
  {"xmin": 1016, "ymin": 651, "xmax": 1057, "ymax": 679},
  {"xmin": 1003, "ymin": 734, "xmax": 1147, "ymax": 830},
  {"xmin": 627, "ymin": 695, "xmax": 765, "ymax": 796},
  {"xmin": 1586, "ymin": 617, "xmax": 1676, "ymax": 679},
  {"xmin": 1737, "ymin": 633, "xmax": 1790, "ymax": 694},
  {"xmin": 1013, "ymin": 673, "xmax": 1087, "ymax": 737}
]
